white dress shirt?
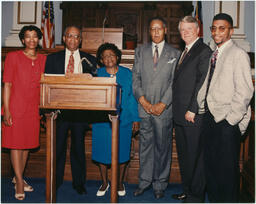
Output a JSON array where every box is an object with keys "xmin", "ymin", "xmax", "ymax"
[
  {"xmin": 214, "ymin": 39, "xmax": 232, "ymax": 59},
  {"xmin": 152, "ymin": 40, "xmax": 165, "ymax": 57},
  {"xmin": 185, "ymin": 37, "xmax": 199, "ymax": 52},
  {"xmin": 65, "ymin": 48, "xmax": 82, "ymax": 74}
]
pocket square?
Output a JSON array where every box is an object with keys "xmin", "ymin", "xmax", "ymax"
[{"xmin": 168, "ymin": 58, "xmax": 176, "ymax": 64}]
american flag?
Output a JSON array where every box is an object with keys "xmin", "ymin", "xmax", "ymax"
[
  {"xmin": 194, "ymin": 1, "xmax": 203, "ymax": 38},
  {"xmin": 41, "ymin": 1, "xmax": 55, "ymax": 48}
]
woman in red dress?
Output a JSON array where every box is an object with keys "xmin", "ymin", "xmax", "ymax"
[{"xmin": 2, "ymin": 25, "xmax": 46, "ymax": 200}]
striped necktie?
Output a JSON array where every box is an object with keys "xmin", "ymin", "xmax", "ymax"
[
  {"xmin": 153, "ymin": 45, "xmax": 159, "ymax": 70},
  {"xmin": 204, "ymin": 49, "xmax": 218, "ymax": 111},
  {"xmin": 206, "ymin": 50, "xmax": 218, "ymax": 92},
  {"xmin": 178, "ymin": 47, "xmax": 188, "ymax": 65}
]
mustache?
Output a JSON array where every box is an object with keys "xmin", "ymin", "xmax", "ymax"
[{"xmin": 215, "ymin": 40, "xmax": 223, "ymax": 46}]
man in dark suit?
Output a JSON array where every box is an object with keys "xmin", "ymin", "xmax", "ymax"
[
  {"xmin": 44, "ymin": 26, "xmax": 97, "ymax": 194},
  {"xmin": 132, "ymin": 16, "xmax": 180, "ymax": 199},
  {"xmin": 172, "ymin": 16, "xmax": 212, "ymax": 202}
]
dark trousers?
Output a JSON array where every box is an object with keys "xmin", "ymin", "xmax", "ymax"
[
  {"xmin": 203, "ymin": 111, "xmax": 241, "ymax": 203},
  {"xmin": 174, "ymin": 120, "xmax": 205, "ymax": 202},
  {"xmin": 56, "ymin": 119, "xmax": 88, "ymax": 189}
]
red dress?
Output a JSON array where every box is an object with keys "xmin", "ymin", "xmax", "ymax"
[{"xmin": 2, "ymin": 50, "xmax": 46, "ymax": 149}]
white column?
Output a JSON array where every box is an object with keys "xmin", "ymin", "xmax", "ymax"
[{"xmin": 5, "ymin": 2, "xmax": 42, "ymax": 47}]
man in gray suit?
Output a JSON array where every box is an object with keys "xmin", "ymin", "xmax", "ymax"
[
  {"xmin": 132, "ymin": 16, "xmax": 180, "ymax": 199},
  {"xmin": 197, "ymin": 13, "xmax": 254, "ymax": 202}
]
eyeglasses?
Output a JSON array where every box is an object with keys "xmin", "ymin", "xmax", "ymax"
[
  {"xmin": 102, "ymin": 54, "xmax": 116, "ymax": 60},
  {"xmin": 150, "ymin": 27, "xmax": 164, "ymax": 32},
  {"xmin": 65, "ymin": 34, "xmax": 80, "ymax": 39},
  {"xmin": 210, "ymin": 26, "xmax": 232, "ymax": 33}
]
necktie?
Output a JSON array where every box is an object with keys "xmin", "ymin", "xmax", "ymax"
[
  {"xmin": 178, "ymin": 47, "xmax": 188, "ymax": 65},
  {"xmin": 153, "ymin": 45, "xmax": 159, "ymax": 70},
  {"xmin": 66, "ymin": 53, "xmax": 74, "ymax": 73},
  {"xmin": 204, "ymin": 49, "xmax": 218, "ymax": 111}
]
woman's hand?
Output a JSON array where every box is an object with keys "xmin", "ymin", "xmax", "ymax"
[
  {"xmin": 132, "ymin": 122, "xmax": 140, "ymax": 132},
  {"xmin": 3, "ymin": 110, "xmax": 13, "ymax": 126},
  {"xmin": 3, "ymin": 82, "xmax": 12, "ymax": 126}
]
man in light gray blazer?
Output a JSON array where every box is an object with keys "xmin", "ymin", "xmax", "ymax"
[
  {"xmin": 197, "ymin": 13, "xmax": 254, "ymax": 202},
  {"xmin": 132, "ymin": 16, "xmax": 180, "ymax": 199}
]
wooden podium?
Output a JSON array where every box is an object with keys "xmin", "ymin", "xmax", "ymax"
[{"xmin": 40, "ymin": 74, "xmax": 120, "ymax": 203}]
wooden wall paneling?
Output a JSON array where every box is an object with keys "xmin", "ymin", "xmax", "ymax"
[
  {"xmin": 60, "ymin": 2, "xmax": 195, "ymax": 49},
  {"xmin": 82, "ymin": 28, "xmax": 123, "ymax": 50},
  {"xmin": 240, "ymin": 94, "xmax": 255, "ymax": 202},
  {"xmin": 156, "ymin": 3, "xmax": 185, "ymax": 49},
  {"xmin": 107, "ymin": 3, "xmax": 144, "ymax": 45},
  {"xmin": 141, "ymin": 3, "xmax": 157, "ymax": 45}
]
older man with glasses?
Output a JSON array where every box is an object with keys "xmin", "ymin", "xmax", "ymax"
[{"xmin": 44, "ymin": 25, "xmax": 98, "ymax": 195}]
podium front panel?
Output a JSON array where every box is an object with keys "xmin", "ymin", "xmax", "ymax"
[{"xmin": 40, "ymin": 75, "xmax": 118, "ymax": 111}]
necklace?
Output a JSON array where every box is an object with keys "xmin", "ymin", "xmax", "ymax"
[
  {"xmin": 23, "ymin": 50, "xmax": 37, "ymax": 57},
  {"xmin": 23, "ymin": 50, "xmax": 37, "ymax": 66},
  {"xmin": 107, "ymin": 67, "xmax": 118, "ymax": 78}
]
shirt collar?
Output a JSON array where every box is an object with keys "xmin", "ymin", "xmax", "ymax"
[
  {"xmin": 66, "ymin": 48, "xmax": 79, "ymax": 56},
  {"xmin": 216, "ymin": 39, "xmax": 232, "ymax": 56},
  {"xmin": 152, "ymin": 40, "xmax": 165, "ymax": 57},
  {"xmin": 152, "ymin": 40, "xmax": 165, "ymax": 49},
  {"xmin": 186, "ymin": 37, "xmax": 199, "ymax": 51}
]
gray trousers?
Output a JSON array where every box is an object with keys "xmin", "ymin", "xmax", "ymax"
[{"xmin": 138, "ymin": 116, "xmax": 173, "ymax": 191}]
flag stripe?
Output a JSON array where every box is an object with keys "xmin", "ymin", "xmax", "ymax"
[
  {"xmin": 41, "ymin": 1, "xmax": 55, "ymax": 48},
  {"xmin": 194, "ymin": 1, "xmax": 203, "ymax": 38}
]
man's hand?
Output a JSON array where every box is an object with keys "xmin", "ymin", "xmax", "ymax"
[
  {"xmin": 84, "ymin": 73, "xmax": 93, "ymax": 79},
  {"xmin": 139, "ymin": 96, "xmax": 152, "ymax": 114},
  {"xmin": 185, "ymin": 111, "xmax": 195, "ymax": 123},
  {"xmin": 65, "ymin": 72, "xmax": 73, "ymax": 78},
  {"xmin": 151, "ymin": 102, "xmax": 166, "ymax": 116}
]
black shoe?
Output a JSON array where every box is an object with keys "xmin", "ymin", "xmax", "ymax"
[
  {"xmin": 73, "ymin": 185, "xmax": 87, "ymax": 195},
  {"xmin": 172, "ymin": 193, "xmax": 187, "ymax": 200},
  {"xmin": 133, "ymin": 188, "xmax": 146, "ymax": 197},
  {"xmin": 154, "ymin": 190, "xmax": 164, "ymax": 199}
]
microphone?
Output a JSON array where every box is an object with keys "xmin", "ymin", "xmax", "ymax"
[
  {"xmin": 78, "ymin": 57, "xmax": 93, "ymax": 73},
  {"xmin": 102, "ymin": 16, "xmax": 107, "ymax": 44}
]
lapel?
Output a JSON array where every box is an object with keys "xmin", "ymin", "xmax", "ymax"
[
  {"xmin": 145, "ymin": 43, "xmax": 155, "ymax": 78},
  {"xmin": 59, "ymin": 50, "xmax": 66, "ymax": 74},
  {"xmin": 152, "ymin": 43, "xmax": 170, "ymax": 80},
  {"xmin": 208, "ymin": 40, "xmax": 234, "ymax": 90},
  {"xmin": 79, "ymin": 50, "xmax": 85, "ymax": 73},
  {"xmin": 174, "ymin": 39, "xmax": 202, "ymax": 81}
]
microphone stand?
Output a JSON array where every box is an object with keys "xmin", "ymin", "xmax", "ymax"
[
  {"xmin": 78, "ymin": 57, "xmax": 93, "ymax": 73},
  {"xmin": 102, "ymin": 17, "xmax": 107, "ymax": 44}
]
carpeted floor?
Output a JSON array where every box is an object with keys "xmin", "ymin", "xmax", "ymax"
[{"xmin": 1, "ymin": 177, "xmax": 186, "ymax": 203}]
